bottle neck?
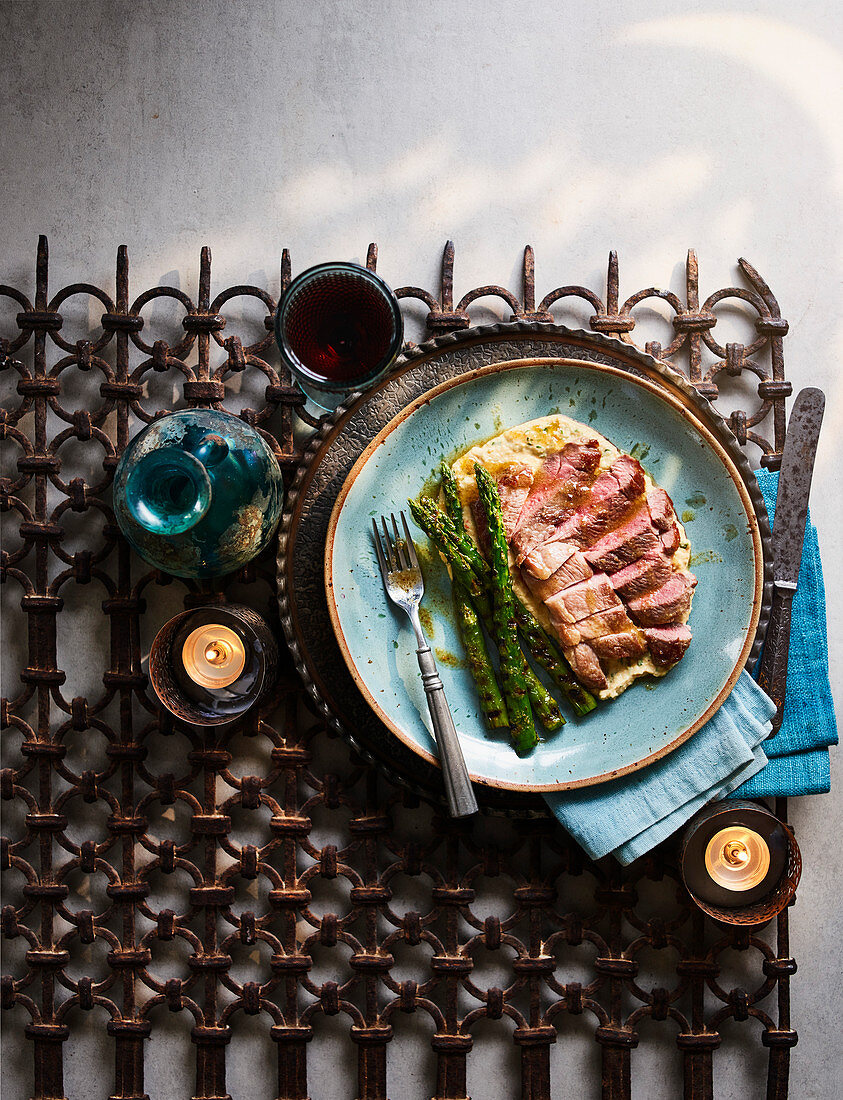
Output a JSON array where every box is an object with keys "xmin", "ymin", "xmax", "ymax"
[{"xmin": 125, "ymin": 447, "xmax": 212, "ymax": 535}]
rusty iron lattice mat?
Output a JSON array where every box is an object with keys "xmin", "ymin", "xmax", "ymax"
[{"xmin": 1, "ymin": 238, "xmax": 797, "ymax": 1100}]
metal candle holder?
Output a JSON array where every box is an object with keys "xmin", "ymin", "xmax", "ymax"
[
  {"xmin": 680, "ymin": 799, "xmax": 802, "ymax": 926},
  {"xmin": 149, "ymin": 603, "xmax": 278, "ymax": 726}
]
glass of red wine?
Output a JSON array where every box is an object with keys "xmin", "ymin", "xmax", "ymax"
[{"xmin": 274, "ymin": 262, "xmax": 404, "ymax": 411}]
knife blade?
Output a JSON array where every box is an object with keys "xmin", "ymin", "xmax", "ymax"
[
  {"xmin": 756, "ymin": 386, "xmax": 825, "ymax": 730},
  {"xmin": 770, "ymin": 387, "xmax": 826, "ymax": 586}
]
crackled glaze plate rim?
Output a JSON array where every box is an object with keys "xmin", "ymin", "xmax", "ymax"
[{"xmin": 324, "ymin": 357, "xmax": 765, "ymax": 792}]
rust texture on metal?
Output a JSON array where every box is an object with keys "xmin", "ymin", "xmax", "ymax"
[{"xmin": 1, "ymin": 237, "xmax": 795, "ymax": 1100}]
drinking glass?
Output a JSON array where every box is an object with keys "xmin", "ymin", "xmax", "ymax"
[{"xmin": 274, "ymin": 262, "xmax": 404, "ymax": 411}]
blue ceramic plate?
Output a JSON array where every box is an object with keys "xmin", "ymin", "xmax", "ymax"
[{"xmin": 325, "ymin": 359, "xmax": 765, "ymax": 792}]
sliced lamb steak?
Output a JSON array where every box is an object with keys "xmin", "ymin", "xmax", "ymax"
[
  {"xmin": 606, "ymin": 453, "xmax": 647, "ymax": 497},
  {"xmin": 627, "ymin": 571, "xmax": 697, "ymax": 626},
  {"xmin": 549, "ymin": 454, "xmax": 647, "ymax": 547},
  {"xmin": 608, "ymin": 548, "xmax": 673, "ymax": 599},
  {"xmin": 544, "ymin": 575, "xmax": 621, "ymax": 625},
  {"xmin": 553, "ymin": 605, "xmax": 638, "ymax": 648},
  {"xmin": 513, "ymin": 441, "xmax": 600, "ymax": 532},
  {"xmin": 461, "ymin": 429, "xmax": 695, "ymax": 697},
  {"xmin": 497, "ymin": 465, "xmax": 534, "ymax": 539},
  {"xmin": 584, "ymin": 508, "xmax": 661, "ymax": 572},
  {"xmin": 521, "ymin": 549, "xmax": 592, "ymax": 602},
  {"xmin": 645, "ymin": 488, "xmax": 675, "ymax": 532},
  {"xmin": 567, "ymin": 643, "xmax": 608, "ymax": 691},
  {"xmin": 522, "ymin": 539, "xmax": 579, "ymax": 581},
  {"xmin": 661, "ymin": 523, "xmax": 681, "ymax": 556},
  {"xmin": 644, "ymin": 624, "xmax": 693, "ymax": 667},
  {"xmin": 512, "ymin": 442, "xmax": 601, "ymax": 562},
  {"xmin": 591, "ymin": 630, "xmax": 649, "ymax": 660}
]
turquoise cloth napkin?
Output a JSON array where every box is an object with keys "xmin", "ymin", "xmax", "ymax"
[
  {"xmin": 733, "ymin": 748, "xmax": 831, "ymax": 798},
  {"xmin": 731, "ymin": 467, "xmax": 837, "ymax": 796},
  {"xmin": 545, "ymin": 468, "xmax": 837, "ymax": 864}
]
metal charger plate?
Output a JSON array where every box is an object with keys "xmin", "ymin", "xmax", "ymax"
[{"xmin": 277, "ymin": 323, "xmax": 772, "ymax": 810}]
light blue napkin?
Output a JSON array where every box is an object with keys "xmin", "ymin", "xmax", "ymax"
[{"xmin": 545, "ymin": 673, "xmax": 775, "ymax": 864}]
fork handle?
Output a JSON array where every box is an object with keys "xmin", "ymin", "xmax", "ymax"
[{"xmin": 416, "ymin": 645, "xmax": 479, "ymax": 818}]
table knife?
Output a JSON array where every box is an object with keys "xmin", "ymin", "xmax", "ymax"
[{"xmin": 756, "ymin": 386, "xmax": 825, "ymax": 733}]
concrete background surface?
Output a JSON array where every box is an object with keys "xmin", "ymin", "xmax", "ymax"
[{"xmin": 1, "ymin": 1, "xmax": 840, "ymax": 1096}]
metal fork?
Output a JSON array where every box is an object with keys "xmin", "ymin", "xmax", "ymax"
[{"xmin": 373, "ymin": 512, "xmax": 478, "ymax": 818}]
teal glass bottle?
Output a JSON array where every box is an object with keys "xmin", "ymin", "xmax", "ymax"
[{"xmin": 113, "ymin": 409, "xmax": 284, "ymax": 578}]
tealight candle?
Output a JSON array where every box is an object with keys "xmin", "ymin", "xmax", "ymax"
[
  {"xmin": 680, "ymin": 799, "xmax": 800, "ymax": 925},
  {"xmin": 149, "ymin": 603, "xmax": 278, "ymax": 726},
  {"xmin": 704, "ymin": 826, "xmax": 770, "ymax": 892},
  {"xmin": 181, "ymin": 624, "xmax": 247, "ymax": 689}
]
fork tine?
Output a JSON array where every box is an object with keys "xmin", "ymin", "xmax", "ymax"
[
  {"xmin": 372, "ymin": 518, "xmax": 389, "ymax": 579},
  {"xmin": 380, "ymin": 516, "xmax": 396, "ymax": 571},
  {"xmin": 401, "ymin": 512, "xmax": 419, "ymax": 569},
  {"xmin": 391, "ymin": 513, "xmax": 408, "ymax": 569}
]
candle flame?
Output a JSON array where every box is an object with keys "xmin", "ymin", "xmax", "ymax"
[
  {"xmin": 704, "ymin": 826, "xmax": 771, "ymax": 893},
  {"xmin": 204, "ymin": 641, "xmax": 231, "ymax": 666},
  {"xmin": 182, "ymin": 624, "xmax": 246, "ymax": 689},
  {"xmin": 723, "ymin": 840, "xmax": 751, "ymax": 867}
]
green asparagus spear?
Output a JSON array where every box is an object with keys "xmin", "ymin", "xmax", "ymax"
[
  {"xmin": 512, "ymin": 647, "xmax": 566, "ymax": 732},
  {"xmin": 454, "ymin": 582, "xmax": 509, "ymax": 729},
  {"xmin": 473, "ymin": 464, "xmax": 537, "ymax": 755},
  {"xmin": 440, "ymin": 461, "xmax": 475, "ymax": 555},
  {"xmin": 407, "ymin": 498, "xmax": 507, "ymax": 729},
  {"xmin": 512, "ymin": 601, "xmax": 597, "ymax": 717},
  {"xmin": 407, "ymin": 498, "xmax": 485, "ymax": 599},
  {"xmin": 408, "ymin": 497, "xmax": 563, "ymax": 733},
  {"xmin": 459, "ymin": 468, "xmax": 569, "ymax": 732}
]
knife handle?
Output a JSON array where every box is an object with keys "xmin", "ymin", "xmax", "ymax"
[{"xmin": 756, "ymin": 583, "xmax": 794, "ymax": 735}]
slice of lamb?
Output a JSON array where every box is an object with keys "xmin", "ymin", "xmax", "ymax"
[
  {"xmin": 591, "ymin": 631, "xmax": 649, "ymax": 660},
  {"xmin": 644, "ymin": 624, "xmax": 692, "ymax": 667},
  {"xmin": 584, "ymin": 509, "xmax": 661, "ymax": 572},
  {"xmin": 544, "ymin": 575, "xmax": 621, "ymax": 625},
  {"xmin": 566, "ymin": 643, "xmax": 608, "ymax": 691},
  {"xmin": 646, "ymin": 488, "xmax": 674, "ymax": 532},
  {"xmin": 514, "ymin": 441, "xmax": 601, "ymax": 534},
  {"xmin": 522, "ymin": 540, "xmax": 578, "ymax": 581},
  {"xmin": 497, "ymin": 465, "xmax": 534, "ymax": 539},
  {"xmin": 550, "ymin": 454, "xmax": 647, "ymax": 547},
  {"xmin": 608, "ymin": 549, "xmax": 673, "ymax": 599},
  {"xmin": 512, "ymin": 463, "xmax": 601, "ymax": 562},
  {"xmin": 627, "ymin": 571, "xmax": 697, "ymax": 626},
  {"xmin": 521, "ymin": 550, "xmax": 592, "ymax": 602},
  {"xmin": 553, "ymin": 604, "xmax": 636, "ymax": 647},
  {"xmin": 608, "ymin": 454, "xmax": 648, "ymax": 497},
  {"xmin": 661, "ymin": 523, "xmax": 681, "ymax": 556}
]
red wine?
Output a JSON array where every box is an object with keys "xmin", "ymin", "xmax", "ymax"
[{"xmin": 284, "ymin": 270, "xmax": 397, "ymax": 384}]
